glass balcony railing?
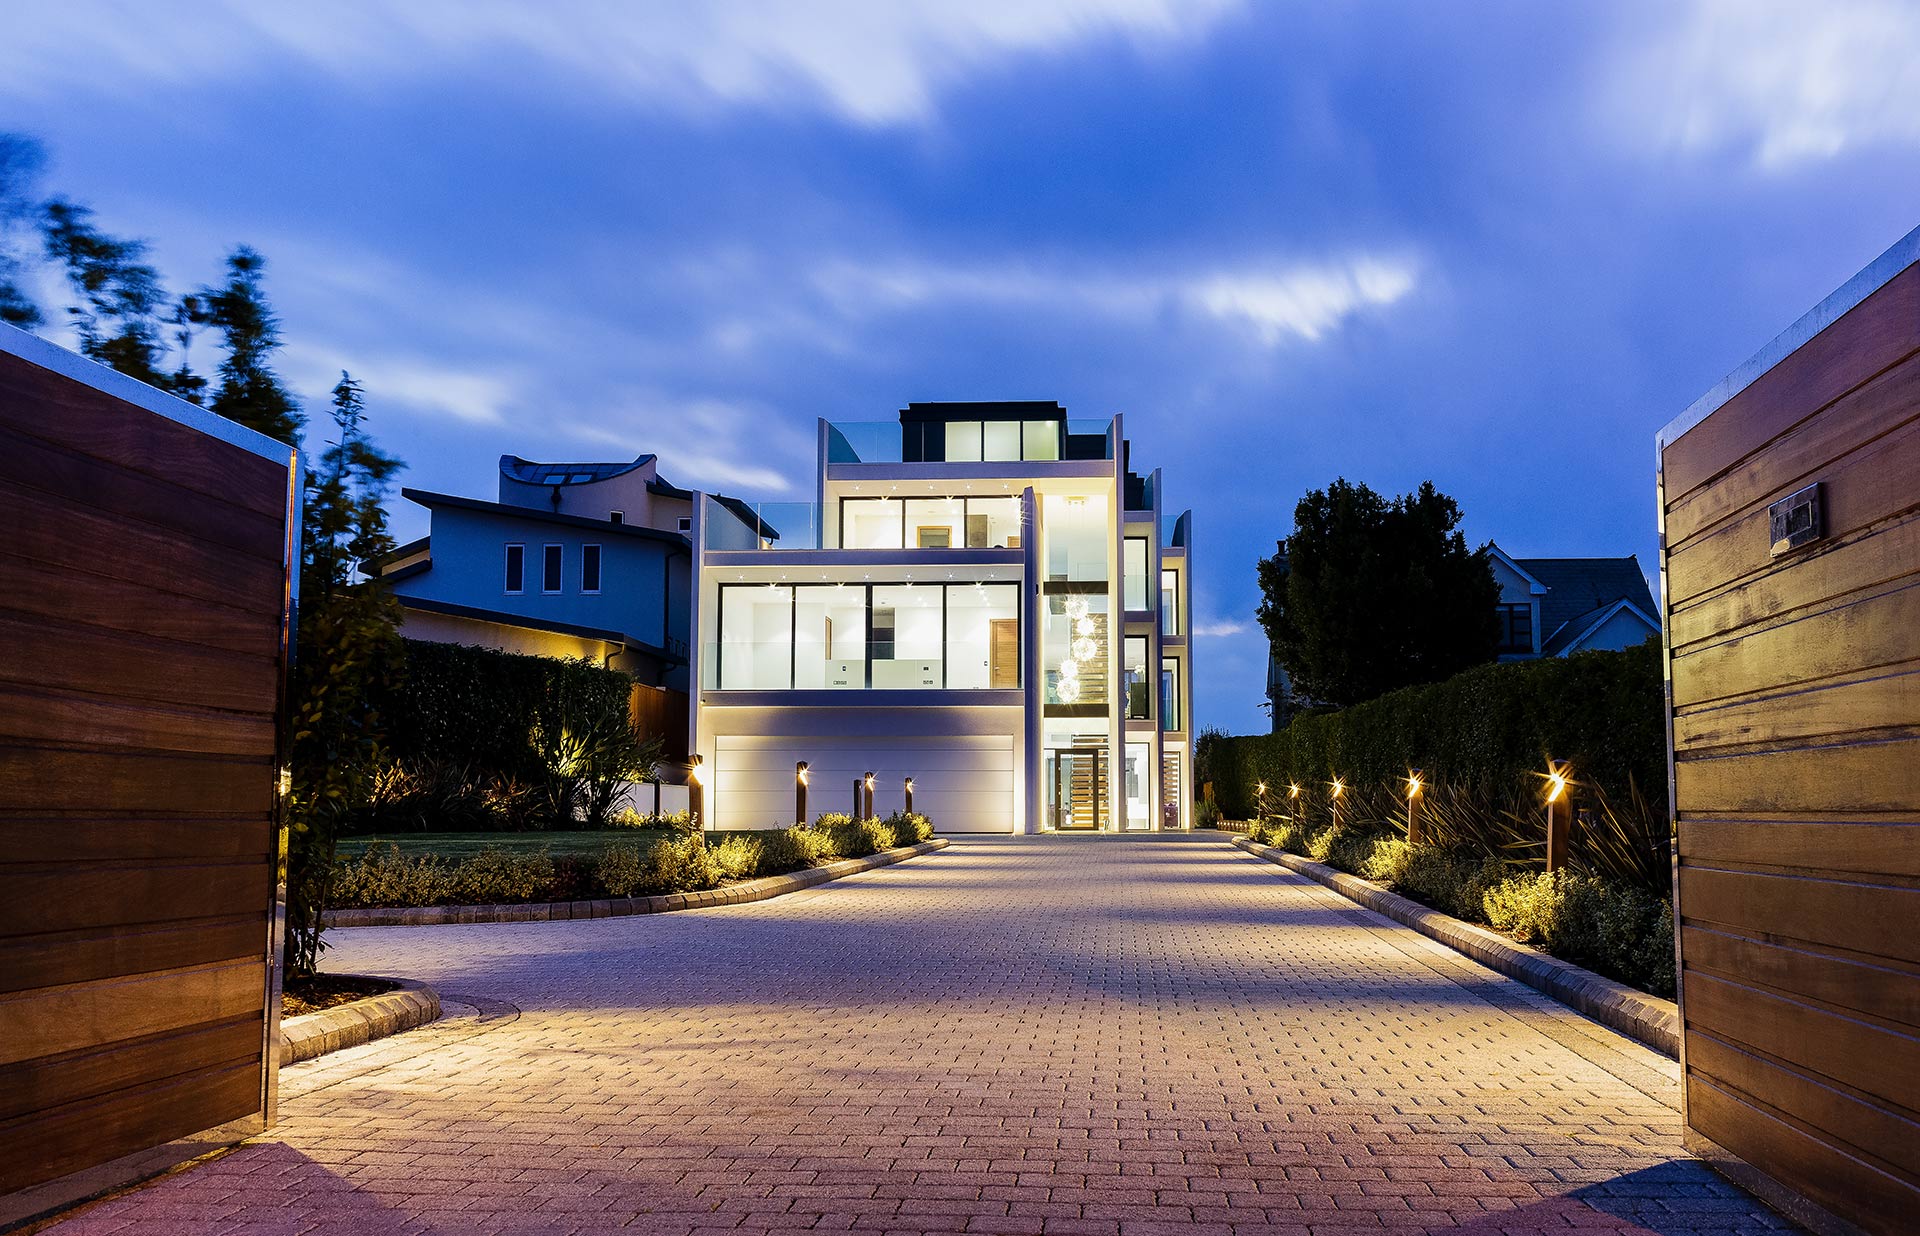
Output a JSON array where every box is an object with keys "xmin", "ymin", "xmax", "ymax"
[{"xmin": 703, "ymin": 501, "xmax": 820, "ymax": 550}]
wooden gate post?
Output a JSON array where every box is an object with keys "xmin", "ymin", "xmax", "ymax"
[{"xmin": 1544, "ymin": 760, "xmax": 1571, "ymax": 874}]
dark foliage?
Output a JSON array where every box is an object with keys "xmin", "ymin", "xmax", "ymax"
[{"xmin": 1258, "ymin": 478, "xmax": 1499, "ymax": 708}]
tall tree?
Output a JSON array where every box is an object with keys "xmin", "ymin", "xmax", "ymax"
[
  {"xmin": 40, "ymin": 198, "xmax": 175, "ymax": 387},
  {"xmin": 0, "ymin": 133, "xmax": 45, "ymax": 328},
  {"xmin": 283, "ymin": 372, "xmax": 404, "ymax": 975},
  {"xmin": 197, "ymin": 245, "xmax": 302, "ymax": 444},
  {"xmin": 1258, "ymin": 478, "xmax": 1498, "ymax": 709}
]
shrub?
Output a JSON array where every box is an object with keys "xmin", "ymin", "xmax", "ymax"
[
  {"xmin": 595, "ymin": 839, "xmax": 650, "ymax": 897},
  {"xmin": 614, "ymin": 808, "xmax": 691, "ymax": 830},
  {"xmin": 330, "ymin": 844, "xmax": 455, "ymax": 907},
  {"xmin": 819, "ymin": 817, "xmax": 889, "ymax": 858},
  {"xmin": 1194, "ymin": 799, "xmax": 1222, "ymax": 830},
  {"xmin": 1364, "ymin": 839, "xmax": 1506, "ymax": 922},
  {"xmin": 814, "ymin": 812, "xmax": 854, "ymax": 829},
  {"xmin": 709, "ymin": 834, "xmax": 764, "ymax": 880},
  {"xmin": 1306, "ymin": 824, "xmax": 1385, "ymax": 874},
  {"xmin": 762, "ymin": 825, "xmax": 829, "ymax": 871},
  {"xmin": 643, "ymin": 834, "xmax": 721, "ymax": 893},
  {"xmin": 1482, "ymin": 870, "xmax": 1675, "ymax": 996},
  {"xmin": 883, "ymin": 811, "xmax": 933, "ymax": 846},
  {"xmin": 451, "ymin": 845, "xmax": 556, "ymax": 904}
]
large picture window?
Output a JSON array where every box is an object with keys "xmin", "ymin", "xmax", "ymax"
[
  {"xmin": 717, "ymin": 581, "xmax": 1019, "ymax": 690},
  {"xmin": 839, "ymin": 495, "xmax": 1023, "ymax": 550}
]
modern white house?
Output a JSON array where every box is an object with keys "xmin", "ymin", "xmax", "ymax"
[{"xmin": 688, "ymin": 401, "xmax": 1194, "ymax": 834}]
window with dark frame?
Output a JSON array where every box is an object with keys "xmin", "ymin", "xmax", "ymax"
[
  {"xmin": 581, "ymin": 544, "xmax": 602, "ymax": 594},
  {"xmin": 1495, "ymin": 603, "xmax": 1534, "ymax": 654},
  {"xmin": 504, "ymin": 543, "xmax": 524, "ymax": 594},
  {"xmin": 542, "ymin": 544, "xmax": 563, "ymax": 594}
]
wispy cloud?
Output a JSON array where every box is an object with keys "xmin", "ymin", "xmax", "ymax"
[
  {"xmin": 1610, "ymin": 0, "xmax": 1920, "ymax": 169},
  {"xmin": 557, "ymin": 396, "xmax": 802, "ymax": 495},
  {"xmin": 810, "ymin": 251, "xmax": 1420, "ymax": 346},
  {"xmin": 1191, "ymin": 618, "xmax": 1250, "ymax": 638},
  {"xmin": 0, "ymin": 0, "xmax": 1241, "ymax": 126},
  {"xmin": 280, "ymin": 342, "xmax": 519, "ymax": 426}
]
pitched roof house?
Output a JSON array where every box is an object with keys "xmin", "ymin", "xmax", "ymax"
[{"xmin": 1487, "ymin": 543, "xmax": 1659, "ymax": 660}]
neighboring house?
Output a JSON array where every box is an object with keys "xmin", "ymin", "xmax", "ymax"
[
  {"xmin": 689, "ymin": 401, "xmax": 1194, "ymax": 834},
  {"xmin": 367, "ymin": 454, "xmax": 767, "ymax": 694},
  {"xmin": 1486, "ymin": 543, "xmax": 1660, "ymax": 660}
]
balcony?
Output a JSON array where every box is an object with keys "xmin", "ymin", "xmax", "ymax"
[{"xmin": 704, "ymin": 500, "xmax": 820, "ymax": 550}]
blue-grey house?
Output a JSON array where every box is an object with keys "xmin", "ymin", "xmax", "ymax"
[{"xmin": 369, "ymin": 454, "xmax": 765, "ymax": 692}]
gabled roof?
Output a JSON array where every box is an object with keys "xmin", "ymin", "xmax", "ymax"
[
  {"xmin": 1540, "ymin": 598, "xmax": 1661, "ymax": 656},
  {"xmin": 1485, "ymin": 542, "xmax": 1548, "ymax": 595},
  {"xmin": 499, "ymin": 454, "xmax": 653, "ymax": 486},
  {"xmin": 1514, "ymin": 555, "xmax": 1657, "ymax": 649},
  {"xmin": 401, "ymin": 488, "xmax": 691, "ymax": 548}
]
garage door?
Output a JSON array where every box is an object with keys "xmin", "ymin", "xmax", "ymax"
[{"xmin": 712, "ymin": 734, "xmax": 1015, "ymax": 833}]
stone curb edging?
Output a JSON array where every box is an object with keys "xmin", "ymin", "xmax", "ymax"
[
  {"xmin": 322, "ymin": 838, "xmax": 951, "ymax": 929},
  {"xmin": 279, "ymin": 977, "xmax": 441, "ymax": 1065},
  {"xmin": 1232, "ymin": 837, "xmax": 1681, "ymax": 1058}
]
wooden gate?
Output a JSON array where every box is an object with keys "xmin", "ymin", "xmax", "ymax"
[
  {"xmin": 1658, "ymin": 226, "xmax": 1920, "ymax": 1234},
  {"xmin": 0, "ymin": 326, "xmax": 297, "ymax": 1226}
]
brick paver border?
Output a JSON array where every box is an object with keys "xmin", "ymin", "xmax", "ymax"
[
  {"xmin": 279, "ymin": 977, "xmax": 441, "ymax": 1065},
  {"xmin": 1233, "ymin": 835, "xmax": 1681, "ymax": 1056},
  {"xmin": 323, "ymin": 837, "xmax": 950, "ymax": 928}
]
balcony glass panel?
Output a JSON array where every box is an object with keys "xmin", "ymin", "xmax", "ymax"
[{"xmin": 794, "ymin": 584, "xmax": 866, "ymax": 689}]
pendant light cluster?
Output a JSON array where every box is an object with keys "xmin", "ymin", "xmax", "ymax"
[{"xmin": 1055, "ymin": 596, "xmax": 1097, "ymax": 704}]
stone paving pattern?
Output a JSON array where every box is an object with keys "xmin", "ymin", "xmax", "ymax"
[{"xmin": 47, "ymin": 836, "xmax": 1790, "ymax": 1235}]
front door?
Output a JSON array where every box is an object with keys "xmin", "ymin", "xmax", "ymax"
[{"xmin": 1047, "ymin": 747, "xmax": 1106, "ymax": 830}]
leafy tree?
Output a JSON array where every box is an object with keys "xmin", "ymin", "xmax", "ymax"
[
  {"xmin": 1258, "ymin": 478, "xmax": 1498, "ymax": 709},
  {"xmin": 195, "ymin": 246, "xmax": 302, "ymax": 443},
  {"xmin": 284, "ymin": 373, "xmax": 404, "ymax": 975},
  {"xmin": 0, "ymin": 134, "xmax": 45, "ymax": 328},
  {"xmin": 40, "ymin": 198, "xmax": 176, "ymax": 387}
]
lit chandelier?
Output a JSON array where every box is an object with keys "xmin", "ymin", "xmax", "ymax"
[{"xmin": 1056, "ymin": 596, "xmax": 1097, "ymax": 704}]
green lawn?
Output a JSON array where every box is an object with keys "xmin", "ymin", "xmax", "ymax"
[{"xmin": 338, "ymin": 830, "xmax": 675, "ymax": 861}]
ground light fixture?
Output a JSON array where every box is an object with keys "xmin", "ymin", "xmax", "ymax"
[
  {"xmin": 904, "ymin": 776, "xmax": 914, "ymax": 815},
  {"xmin": 1329, "ymin": 776, "xmax": 1344, "ymax": 831},
  {"xmin": 1545, "ymin": 759, "xmax": 1573, "ymax": 872},
  {"xmin": 687, "ymin": 755, "xmax": 704, "ymax": 829},
  {"xmin": 1406, "ymin": 769, "xmax": 1425, "ymax": 847},
  {"xmin": 863, "ymin": 771, "xmax": 876, "ymax": 819},
  {"xmin": 795, "ymin": 761, "xmax": 809, "ymax": 826}
]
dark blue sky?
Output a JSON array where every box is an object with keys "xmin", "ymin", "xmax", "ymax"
[{"xmin": 7, "ymin": 2, "xmax": 1918, "ymax": 732}]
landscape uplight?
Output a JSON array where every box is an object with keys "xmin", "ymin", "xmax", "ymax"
[
  {"xmin": 795, "ymin": 761, "xmax": 809, "ymax": 825},
  {"xmin": 905, "ymin": 776, "xmax": 915, "ymax": 815},
  {"xmin": 1406, "ymin": 768, "xmax": 1425, "ymax": 847},
  {"xmin": 1545, "ymin": 759, "xmax": 1572, "ymax": 872},
  {"xmin": 687, "ymin": 755, "xmax": 705, "ymax": 829}
]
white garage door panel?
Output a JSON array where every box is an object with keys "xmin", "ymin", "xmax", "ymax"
[{"xmin": 713, "ymin": 735, "xmax": 1015, "ymax": 833}]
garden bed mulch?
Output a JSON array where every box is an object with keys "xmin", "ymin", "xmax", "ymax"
[
  {"xmin": 282, "ymin": 973, "xmax": 397, "ymax": 1019},
  {"xmin": 1231, "ymin": 836, "xmax": 1680, "ymax": 1058}
]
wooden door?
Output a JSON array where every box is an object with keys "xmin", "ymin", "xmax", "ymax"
[{"xmin": 989, "ymin": 618, "xmax": 1019, "ymax": 688}]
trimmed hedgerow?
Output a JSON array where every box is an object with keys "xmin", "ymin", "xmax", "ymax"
[{"xmin": 1211, "ymin": 641, "xmax": 1663, "ymax": 819}]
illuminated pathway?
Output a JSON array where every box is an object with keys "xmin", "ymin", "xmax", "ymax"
[{"xmin": 49, "ymin": 835, "xmax": 1787, "ymax": 1235}]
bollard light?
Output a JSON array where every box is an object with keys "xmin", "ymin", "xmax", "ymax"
[
  {"xmin": 795, "ymin": 761, "xmax": 809, "ymax": 826},
  {"xmin": 1255, "ymin": 781, "xmax": 1268, "ymax": 819},
  {"xmin": 687, "ymin": 755, "xmax": 704, "ymax": 831},
  {"xmin": 863, "ymin": 771, "xmax": 876, "ymax": 820},
  {"xmin": 904, "ymin": 776, "xmax": 914, "ymax": 815},
  {"xmin": 1544, "ymin": 759, "xmax": 1572, "ymax": 872},
  {"xmin": 1406, "ymin": 768, "xmax": 1425, "ymax": 847},
  {"xmin": 1329, "ymin": 776, "xmax": 1344, "ymax": 831}
]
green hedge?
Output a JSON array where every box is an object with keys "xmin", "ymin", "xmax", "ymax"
[
  {"xmin": 378, "ymin": 639, "xmax": 632, "ymax": 776},
  {"xmin": 1212, "ymin": 641, "xmax": 1663, "ymax": 817}
]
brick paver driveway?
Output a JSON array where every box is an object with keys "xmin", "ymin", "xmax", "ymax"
[{"xmin": 51, "ymin": 836, "xmax": 1786, "ymax": 1236}]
